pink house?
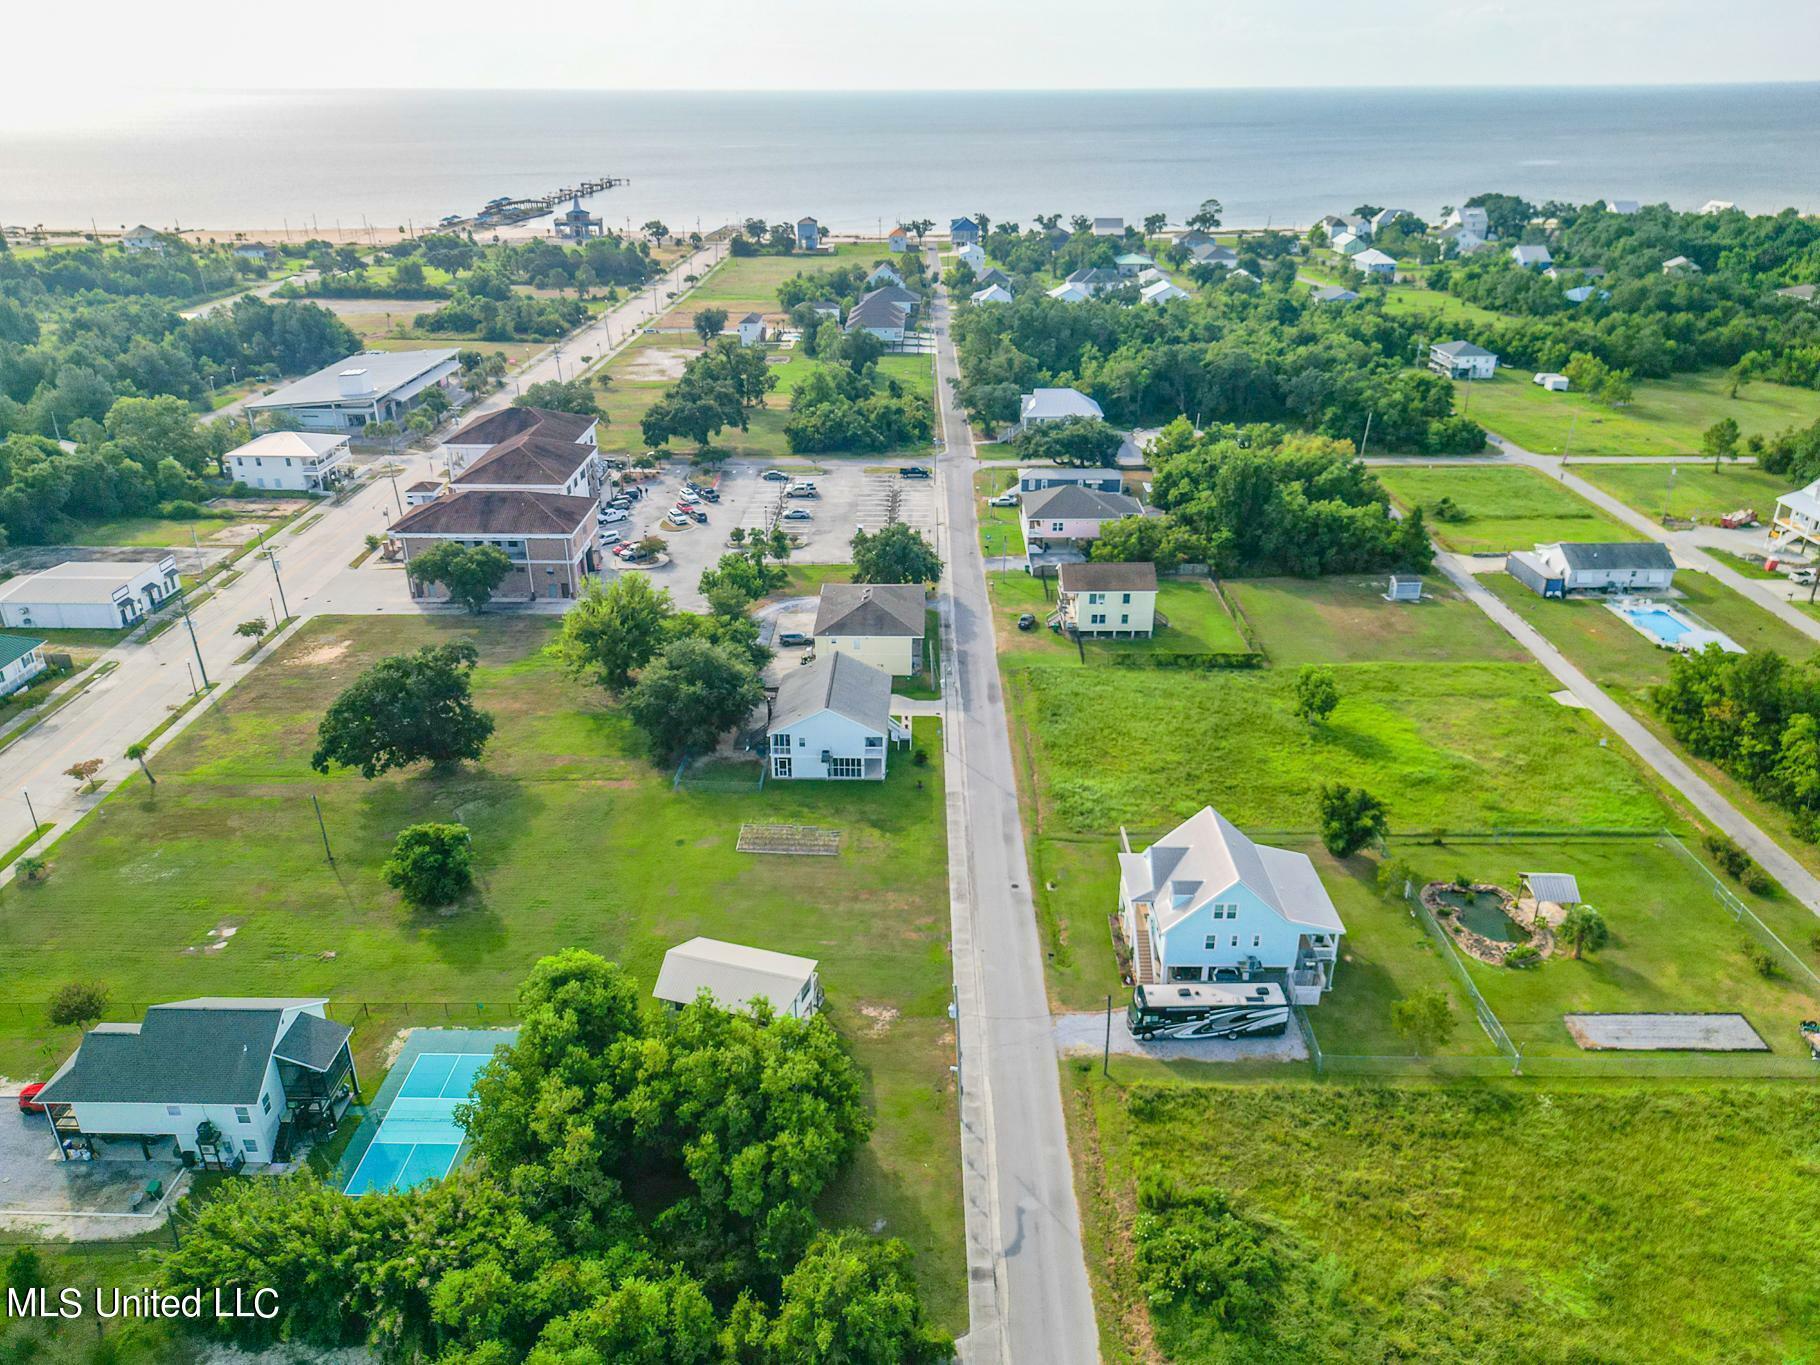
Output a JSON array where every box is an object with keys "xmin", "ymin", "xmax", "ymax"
[{"xmin": 1021, "ymin": 483, "xmax": 1144, "ymax": 556}]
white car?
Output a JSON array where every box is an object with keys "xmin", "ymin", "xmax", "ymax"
[
  {"xmin": 987, "ymin": 491, "xmax": 1019, "ymax": 507},
  {"xmin": 782, "ymin": 507, "xmax": 813, "ymax": 521},
  {"xmin": 598, "ymin": 528, "xmax": 623, "ymax": 546},
  {"xmin": 599, "ymin": 506, "xmax": 630, "ymax": 524},
  {"xmin": 676, "ymin": 490, "xmax": 701, "ymax": 504},
  {"xmin": 664, "ymin": 512, "xmax": 693, "ymax": 529}
]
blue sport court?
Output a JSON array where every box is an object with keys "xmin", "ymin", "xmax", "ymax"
[{"xmin": 339, "ymin": 1029, "xmax": 514, "ymax": 1196}]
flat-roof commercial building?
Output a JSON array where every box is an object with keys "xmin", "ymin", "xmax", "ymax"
[
  {"xmin": 225, "ymin": 431, "xmax": 352, "ymax": 492},
  {"xmin": 0, "ymin": 557, "xmax": 180, "ymax": 630},
  {"xmin": 247, "ymin": 349, "xmax": 460, "ymax": 433}
]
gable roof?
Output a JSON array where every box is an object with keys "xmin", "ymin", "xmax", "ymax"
[
  {"xmin": 1354, "ymin": 248, "xmax": 1397, "ymax": 268},
  {"xmin": 444, "ymin": 406, "xmax": 595, "ymax": 449},
  {"xmin": 1120, "ymin": 807, "xmax": 1345, "ymax": 936},
  {"xmin": 1022, "ymin": 483, "xmax": 1142, "ymax": 521},
  {"xmin": 1432, "ymin": 340, "xmax": 1495, "ymax": 359},
  {"xmin": 978, "ymin": 268, "xmax": 1012, "ymax": 287},
  {"xmin": 0, "ymin": 634, "xmax": 45, "ymax": 669},
  {"xmin": 1550, "ymin": 541, "xmax": 1676, "ymax": 573},
  {"xmin": 1058, "ymin": 560, "xmax": 1156, "ymax": 593},
  {"xmin": 1510, "ymin": 244, "xmax": 1553, "ymax": 265},
  {"xmin": 39, "ymin": 999, "xmax": 332, "ymax": 1107},
  {"xmin": 845, "ymin": 295, "xmax": 909, "ymax": 330},
  {"xmin": 389, "ymin": 488, "xmax": 596, "ymax": 537},
  {"xmin": 227, "ymin": 431, "xmax": 347, "ymax": 462},
  {"xmin": 950, "ymin": 217, "xmax": 979, "ymax": 233},
  {"xmin": 653, "ymin": 937, "xmax": 817, "ymax": 1012},
  {"xmin": 1312, "ymin": 285, "xmax": 1359, "ymax": 303},
  {"xmin": 738, "ymin": 311, "xmax": 764, "ymax": 325},
  {"xmin": 862, "ymin": 283, "xmax": 920, "ymax": 308},
  {"xmin": 769, "ymin": 650, "xmax": 892, "ymax": 733},
  {"xmin": 1020, "ymin": 387, "xmax": 1103, "ymax": 422},
  {"xmin": 272, "ymin": 1011, "xmax": 355, "ymax": 1071},
  {"xmin": 453, "ymin": 432, "xmax": 594, "ymax": 489},
  {"xmin": 813, "ymin": 582, "xmax": 926, "ymax": 638},
  {"xmin": 971, "ymin": 284, "xmax": 1015, "ymax": 303}
]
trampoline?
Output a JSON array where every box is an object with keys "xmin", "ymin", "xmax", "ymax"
[{"xmin": 343, "ymin": 1051, "xmax": 491, "ymax": 1195}]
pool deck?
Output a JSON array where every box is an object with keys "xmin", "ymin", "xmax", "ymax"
[{"xmin": 1607, "ymin": 597, "xmax": 1743, "ymax": 654}]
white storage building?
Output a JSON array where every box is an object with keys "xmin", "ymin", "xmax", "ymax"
[{"xmin": 0, "ymin": 557, "xmax": 181, "ymax": 630}]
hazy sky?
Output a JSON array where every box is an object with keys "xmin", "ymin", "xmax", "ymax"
[{"xmin": 10, "ymin": 0, "xmax": 1817, "ymax": 109}]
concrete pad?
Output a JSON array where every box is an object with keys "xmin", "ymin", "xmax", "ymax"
[
  {"xmin": 1052, "ymin": 1010, "xmax": 1307, "ymax": 1064},
  {"xmin": 1563, "ymin": 1012, "xmax": 1769, "ymax": 1051}
]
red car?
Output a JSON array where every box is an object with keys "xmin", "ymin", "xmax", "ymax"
[{"xmin": 17, "ymin": 1082, "xmax": 47, "ymax": 1114}]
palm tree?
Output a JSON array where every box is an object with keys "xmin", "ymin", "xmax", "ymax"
[{"xmin": 125, "ymin": 742, "xmax": 156, "ymax": 785}]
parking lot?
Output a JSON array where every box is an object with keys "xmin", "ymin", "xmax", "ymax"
[{"xmin": 605, "ymin": 457, "xmax": 941, "ymax": 610}]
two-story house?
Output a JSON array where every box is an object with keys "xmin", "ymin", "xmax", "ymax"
[
  {"xmin": 766, "ymin": 651, "xmax": 908, "ymax": 780},
  {"xmin": 1054, "ymin": 560, "xmax": 1158, "ymax": 637},
  {"xmin": 1118, "ymin": 807, "xmax": 1345, "ymax": 1005},
  {"xmin": 225, "ymin": 431, "xmax": 353, "ymax": 492},
  {"xmin": 811, "ymin": 582, "xmax": 927, "ymax": 676}
]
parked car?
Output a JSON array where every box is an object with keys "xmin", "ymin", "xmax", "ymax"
[
  {"xmin": 697, "ymin": 488, "xmax": 721, "ymax": 503},
  {"xmin": 777, "ymin": 631, "xmax": 811, "ymax": 648},
  {"xmin": 988, "ymin": 491, "xmax": 1020, "ymax": 507},
  {"xmin": 664, "ymin": 512, "xmax": 693, "ymax": 529},
  {"xmin": 676, "ymin": 490, "xmax": 701, "ymax": 505},
  {"xmin": 686, "ymin": 508, "xmax": 709, "ymax": 524},
  {"xmin": 17, "ymin": 1082, "xmax": 46, "ymax": 1114},
  {"xmin": 786, "ymin": 486, "xmax": 818, "ymax": 499},
  {"xmin": 599, "ymin": 507, "xmax": 630, "ymax": 524},
  {"xmin": 782, "ymin": 508, "xmax": 814, "ymax": 521},
  {"xmin": 761, "ymin": 468, "xmax": 791, "ymax": 481},
  {"xmin": 1017, "ymin": 613, "xmax": 1038, "ymax": 631},
  {"xmin": 613, "ymin": 543, "xmax": 640, "ymax": 560},
  {"xmin": 599, "ymin": 528, "xmax": 623, "ymax": 545},
  {"xmin": 900, "ymin": 465, "xmax": 931, "ymax": 479}
]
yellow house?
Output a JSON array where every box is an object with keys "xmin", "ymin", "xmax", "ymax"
[
  {"xmin": 1056, "ymin": 561, "xmax": 1158, "ymax": 638},
  {"xmin": 811, "ymin": 583, "xmax": 926, "ymax": 677}
]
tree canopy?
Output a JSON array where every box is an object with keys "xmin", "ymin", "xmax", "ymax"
[
  {"xmin": 556, "ymin": 574, "xmax": 676, "ymax": 692},
  {"xmin": 406, "ymin": 542, "xmax": 513, "ymax": 613},
  {"xmin": 851, "ymin": 523, "xmax": 942, "ymax": 585},
  {"xmin": 311, "ymin": 643, "xmax": 495, "ymax": 778},
  {"xmin": 625, "ymin": 637, "xmax": 765, "ymax": 762}
]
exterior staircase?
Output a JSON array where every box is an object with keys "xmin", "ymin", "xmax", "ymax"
[{"xmin": 1132, "ymin": 910, "xmax": 1157, "ymax": 986}]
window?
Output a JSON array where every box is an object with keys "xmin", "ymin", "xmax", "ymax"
[
  {"xmin": 828, "ymin": 756, "xmax": 864, "ymax": 779},
  {"xmin": 773, "ymin": 755, "xmax": 793, "ymax": 779},
  {"xmin": 864, "ymin": 736, "xmax": 883, "ymax": 748},
  {"xmin": 772, "ymin": 732, "xmax": 790, "ymax": 752},
  {"xmin": 1051, "ymin": 521, "xmax": 1065, "ymax": 533},
  {"xmin": 261, "ymin": 1093, "xmax": 272, "ymax": 1114},
  {"xmin": 1252, "ymin": 935, "xmax": 1262, "ymax": 948},
  {"xmin": 166, "ymin": 1105, "xmax": 182, "ymax": 1117},
  {"xmin": 1090, "ymin": 613, "xmax": 1106, "ymax": 625},
  {"xmin": 243, "ymin": 1139, "xmax": 259, "ymax": 1154},
  {"xmin": 235, "ymin": 1106, "xmax": 251, "ymax": 1124},
  {"xmin": 1088, "ymin": 592, "xmax": 1104, "ymax": 605},
  {"xmin": 1121, "ymin": 592, "xmax": 1132, "ymax": 604},
  {"xmin": 1120, "ymin": 614, "xmax": 1129, "ymax": 625},
  {"xmin": 1203, "ymin": 934, "xmax": 1218, "ymax": 950},
  {"xmin": 1230, "ymin": 935, "xmax": 1239, "ymax": 947}
]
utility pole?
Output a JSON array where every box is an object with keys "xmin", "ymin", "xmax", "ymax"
[
  {"xmin": 263, "ymin": 546, "xmax": 290, "ymax": 621},
  {"xmin": 23, "ymin": 789, "xmax": 39, "ymax": 834},
  {"xmin": 178, "ymin": 589, "xmax": 209, "ymax": 690},
  {"xmin": 1358, "ymin": 410, "xmax": 1374, "ymax": 459},
  {"xmin": 1103, "ymin": 994, "xmax": 1113, "ymax": 1077}
]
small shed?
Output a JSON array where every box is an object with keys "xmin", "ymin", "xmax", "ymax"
[
  {"xmin": 1520, "ymin": 872, "xmax": 1582, "ymax": 907},
  {"xmin": 1534, "ymin": 372, "xmax": 1570, "ymax": 391},
  {"xmin": 1384, "ymin": 576, "xmax": 1423, "ymax": 603},
  {"xmin": 653, "ymin": 938, "xmax": 822, "ymax": 1019}
]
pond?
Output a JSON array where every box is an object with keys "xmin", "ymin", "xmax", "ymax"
[{"xmin": 1435, "ymin": 887, "xmax": 1525, "ymax": 942}]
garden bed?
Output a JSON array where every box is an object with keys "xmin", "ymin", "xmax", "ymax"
[{"xmin": 1422, "ymin": 880, "xmax": 1555, "ymax": 966}]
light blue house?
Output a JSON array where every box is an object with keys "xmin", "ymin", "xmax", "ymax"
[
  {"xmin": 1118, "ymin": 807, "xmax": 1344, "ymax": 1005},
  {"xmin": 795, "ymin": 217, "xmax": 822, "ymax": 251},
  {"xmin": 950, "ymin": 217, "xmax": 981, "ymax": 247}
]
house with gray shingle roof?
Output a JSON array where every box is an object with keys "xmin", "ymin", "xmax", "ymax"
[
  {"xmin": 766, "ymin": 651, "xmax": 908, "ymax": 781},
  {"xmin": 812, "ymin": 582, "xmax": 927, "ymax": 676},
  {"xmin": 36, "ymin": 998, "xmax": 357, "ymax": 1167}
]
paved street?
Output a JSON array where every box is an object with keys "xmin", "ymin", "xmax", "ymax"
[
  {"xmin": 0, "ymin": 244, "xmax": 723, "ymax": 872},
  {"xmin": 928, "ymin": 254, "xmax": 1098, "ymax": 1365}
]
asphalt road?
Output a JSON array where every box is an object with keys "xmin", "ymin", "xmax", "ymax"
[
  {"xmin": 0, "ymin": 244, "xmax": 724, "ymax": 873},
  {"xmin": 928, "ymin": 254, "xmax": 1099, "ymax": 1364}
]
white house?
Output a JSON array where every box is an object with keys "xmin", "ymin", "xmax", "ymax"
[
  {"xmin": 234, "ymin": 242, "xmax": 278, "ymax": 263},
  {"xmin": 1440, "ymin": 226, "xmax": 1491, "ymax": 255},
  {"xmin": 1428, "ymin": 340, "xmax": 1498, "ymax": 380},
  {"xmin": 795, "ymin": 217, "xmax": 822, "ymax": 251},
  {"xmin": 1018, "ymin": 387, "xmax": 1103, "ymax": 430},
  {"xmin": 1311, "ymin": 285, "xmax": 1359, "ymax": 305},
  {"xmin": 1563, "ymin": 285, "xmax": 1610, "ymax": 304},
  {"xmin": 1607, "ymin": 199, "xmax": 1641, "ymax": 215},
  {"xmin": 1510, "ymin": 244, "xmax": 1553, "ymax": 270},
  {"xmin": 0, "ymin": 557, "xmax": 180, "ymax": 630},
  {"xmin": 35, "ymin": 998, "xmax": 357, "ymax": 1168},
  {"xmin": 1663, "ymin": 256, "xmax": 1702, "ymax": 276},
  {"xmin": 1022, "ymin": 483, "xmax": 1144, "ymax": 552},
  {"xmin": 1018, "ymin": 465, "xmax": 1126, "ymax": 495},
  {"xmin": 887, "ymin": 226, "xmax": 912, "ymax": 254},
  {"xmin": 1354, "ymin": 248, "xmax": 1397, "ymax": 279},
  {"xmin": 736, "ymin": 312, "xmax": 767, "ymax": 345},
  {"xmin": 122, "ymin": 225, "xmax": 165, "ymax": 254},
  {"xmin": 0, "ymin": 634, "xmax": 48, "ymax": 697},
  {"xmin": 1534, "ymin": 372, "xmax": 1571, "ymax": 391},
  {"xmin": 1140, "ymin": 278, "xmax": 1190, "ymax": 305},
  {"xmin": 1769, "ymin": 479, "xmax": 1820, "ymax": 554},
  {"xmin": 1700, "ymin": 200, "xmax": 1737, "ymax": 215},
  {"xmin": 1442, "ymin": 206, "xmax": 1490, "ymax": 237},
  {"xmin": 811, "ymin": 582, "xmax": 926, "ymax": 677},
  {"xmin": 843, "ymin": 295, "xmax": 908, "ymax": 343},
  {"xmin": 766, "ymin": 651, "xmax": 908, "ymax": 781},
  {"xmin": 246, "ymin": 349, "xmax": 460, "ymax": 433},
  {"xmin": 971, "ymin": 283, "xmax": 1015, "ymax": 304},
  {"xmin": 957, "ymin": 243, "xmax": 986, "ymax": 272},
  {"xmin": 225, "ymin": 431, "xmax": 351, "ymax": 492},
  {"xmin": 866, "ymin": 262, "xmax": 904, "ymax": 288},
  {"xmin": 1506, "ymin": 541, "xmax": 1677, "ymax": 598},
  {"xmin": 1055, "ymin": 560, "xmax": 1157, "ymax": 638},
  {"xmin": 1091, "ymin": 217, "xmax": 1125, "ymax": 237},
  {"xmin": 1046, "ymin": 281, "xmax": 1093, "ymax": 304},
  {"xmin": 1331, "ymin": 231, "xmax": 1370, "ymax": 257},
  {"xmin": 653, "ymin": 938, "xmax": 822, "ymax": 1019},
  {"xmin": 1370, "ymin": 208, "xmax": 1414, "ymax": 234},
  {"xmin": 441, "ymin": 406, "xmax": 598, "ymax": 473},
  {"xmin": 1113, "ymin": 252, "xmax": 1155, "ymax": 277},
  {"xmin": 1118, "ymin": 807, "xmax": 1344, "ymax": 1005},
  {"xmin": 1190, "ymin": 243, "xmax": 1239, "ymax": 269}
]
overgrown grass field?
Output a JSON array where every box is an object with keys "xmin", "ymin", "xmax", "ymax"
[
  {"xmin": 1224, "ymin": 573, "xmax": 1526, "ymax": 665},
  {"xmin": 1376, "ymin": 464, "xmax": 1642, "ymax": 553},
  {"xmin": 0, "ymin": 616, "xmax": 964, "ymax": 1329},
  {"xmin": 1574, "ymin": 460, "xmax": 1794, "ymax": 523}
]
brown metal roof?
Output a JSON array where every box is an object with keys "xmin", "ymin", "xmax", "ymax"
[{"xmin": 390, "ymin": 488, "xmax": 596, "ymax": 537}]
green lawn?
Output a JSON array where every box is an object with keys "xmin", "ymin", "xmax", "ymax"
[
  {"xmin": 71, "ymin": 513, "xmax": 255, "ymax": 548},
  {"xmin": 1574, "ymin": 461, "xmax": 1793, "ymax": 524},
  {"xmin": 1454, "ymin": 368, "xmax": 1820, "ymax": 457},
  {"xmin": 0, "ymin": 616, "xmax": 964, "ymax": 1331},
  {"xmin": 668, "ymin": 242, "xmax": 884, "ymax": 319},
  {"xmin": 1005, "ymin": 660, "xmax": 1663, "ymax": 837},
  {"xmin": 1067, "ymin": 1074, "xmax": 1820, "ymax": 1364},
  {"xmin": 986, "ymin": 573, "xmax": 1249, "ymax": 666},
  {"xmin": 1377, "ymin": 464, "xmax": 1642, "ymax": 553},
  {"xmin": 1373, "ymin": 284, "xmax": 1511, "ymax": 330},
  {"xmin": 1224, "ymin": 573, "xmax": 1526, "ymax": 665},
  {"xmin": 1705, "ymin": 546, "xmax": 1786, "ymax": 579}
]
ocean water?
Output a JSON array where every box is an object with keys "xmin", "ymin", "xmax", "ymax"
[{"xmin": 2, "ymin": 86, "xmax": 1816, "ymax": 235}]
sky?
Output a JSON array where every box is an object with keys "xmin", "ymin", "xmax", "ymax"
[{"xmin": 8, "ymin": 0, "xmax": 1817, "ymax": 111}]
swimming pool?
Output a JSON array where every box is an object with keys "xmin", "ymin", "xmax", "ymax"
[
  {"xmin": 1608, "ymin": 598, "xmax": 1743, "ymax": 655},
  {"xmin": 343, "ymin": 1050, "xmax": 492, "ymax": 1195},
  {"xmin": 1622, "ymin": 607, "xmax": 1693, "ymax": 645}
]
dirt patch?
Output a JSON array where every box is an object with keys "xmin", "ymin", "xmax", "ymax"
[
  {"xmin": 857, "ymin": 1003, "xmax": 899, "ymax": 1035},
  {"xmin": 289, "ymin": 640, "xmax": 353, "ymax": 667},
  {"xmin": 209, "ymin": 521, "xmax": 279, "ymax": 547},
  {"xmin": 618, "ymin": 347, "xmax": 695, "ymax": 382}
]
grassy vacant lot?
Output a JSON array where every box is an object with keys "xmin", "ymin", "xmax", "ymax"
[
  {"xmin": 1377, "ymin": 464, "xmax": 1641, "ymax": 553},
  {"xmin": 73, "ymin": 512, "xmax": 267, "ymax": 548},
  {"xmin": 661, "ymin": 242, "xmax": 880, "ymax": 323},
  {"xmin": 1225, "ymin": 573, "xmax": 1525, "ymax": 665},
  {"xmin": 595, "ymin": 332, "xmax": 934, "ymax": 461},
  {"xmin": 1574, "ymin": 460, "xmax": 1793, "ymax": 523},
  {"xmin": 0, "ymin": 616, "xmax": 963, "ymax": 1329},
  {"xmin": 986, "ymin": 573, "xmax": 1249, "ymax": 666},
  {"xmin": 1067, "ymin": 1074, "xmax": 1820, "ymax": 1364},
  {"xmin": 1373, "ymin": 283, "xmax": 1510, "ymax": 330},
  {"xmin": 1456, "ymin": 368, "xmax": 1820, "ymax": 456},
  {"xmin": 1394, "ymin": 835, "xmax": 1820, "ymax": 1059}
]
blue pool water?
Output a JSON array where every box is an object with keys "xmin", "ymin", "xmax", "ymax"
[
  {"xmin": 1623, "ymin": 608, "xmax": 1692, "ymax": 645},
  {"xmin": 343, "ymin": 1051, "xmax": 491, "ymax": 1195}
]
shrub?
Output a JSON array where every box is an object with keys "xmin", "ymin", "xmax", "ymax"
[
  {"xmin": 16, "ymin": 856, "xmax": 49, "ymax": 883},
  {"xmin": 913, "ymin": 748, "xmax": 929, "ymax": 766},
  {"xmin": 1133, "ymin": 1177, "xmax": 1283, "ymax": 1326},
  {"xmin": 1316, "ymin": 784, "xmax": 1388, "ymax": 858},
  {"xmin": 1375, "ymin": 857, "xmax": 1414, "ymax": 900},
  {"xmin": 1742, "ymin": 867, "xmax": 1774, "ymax": 896},
  {"xmin": 382, "ymin": 822, "xmax": 474, "ymax": 908},
  {"xmin": 1504, "ymin": 944, "xmax": 1541, "ymax": 969},
  {"xmin": 49, "ymin": 980, "xmax": 109, "ymax": 1027},
  {"xmin": 159, "ymin": 499, "xmax": 208, "ymax": 519},
  {"xmin": 1702, "ymin": 832, "xmax": 1752, "ymax": 880},
  {"xmin": 1744, "ymin": 941, "xmax": 1779, "ymax": 977},
  {"xmin": 1390, "ymin": 988, "xmax": 1456, "ymax": 1052}
]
